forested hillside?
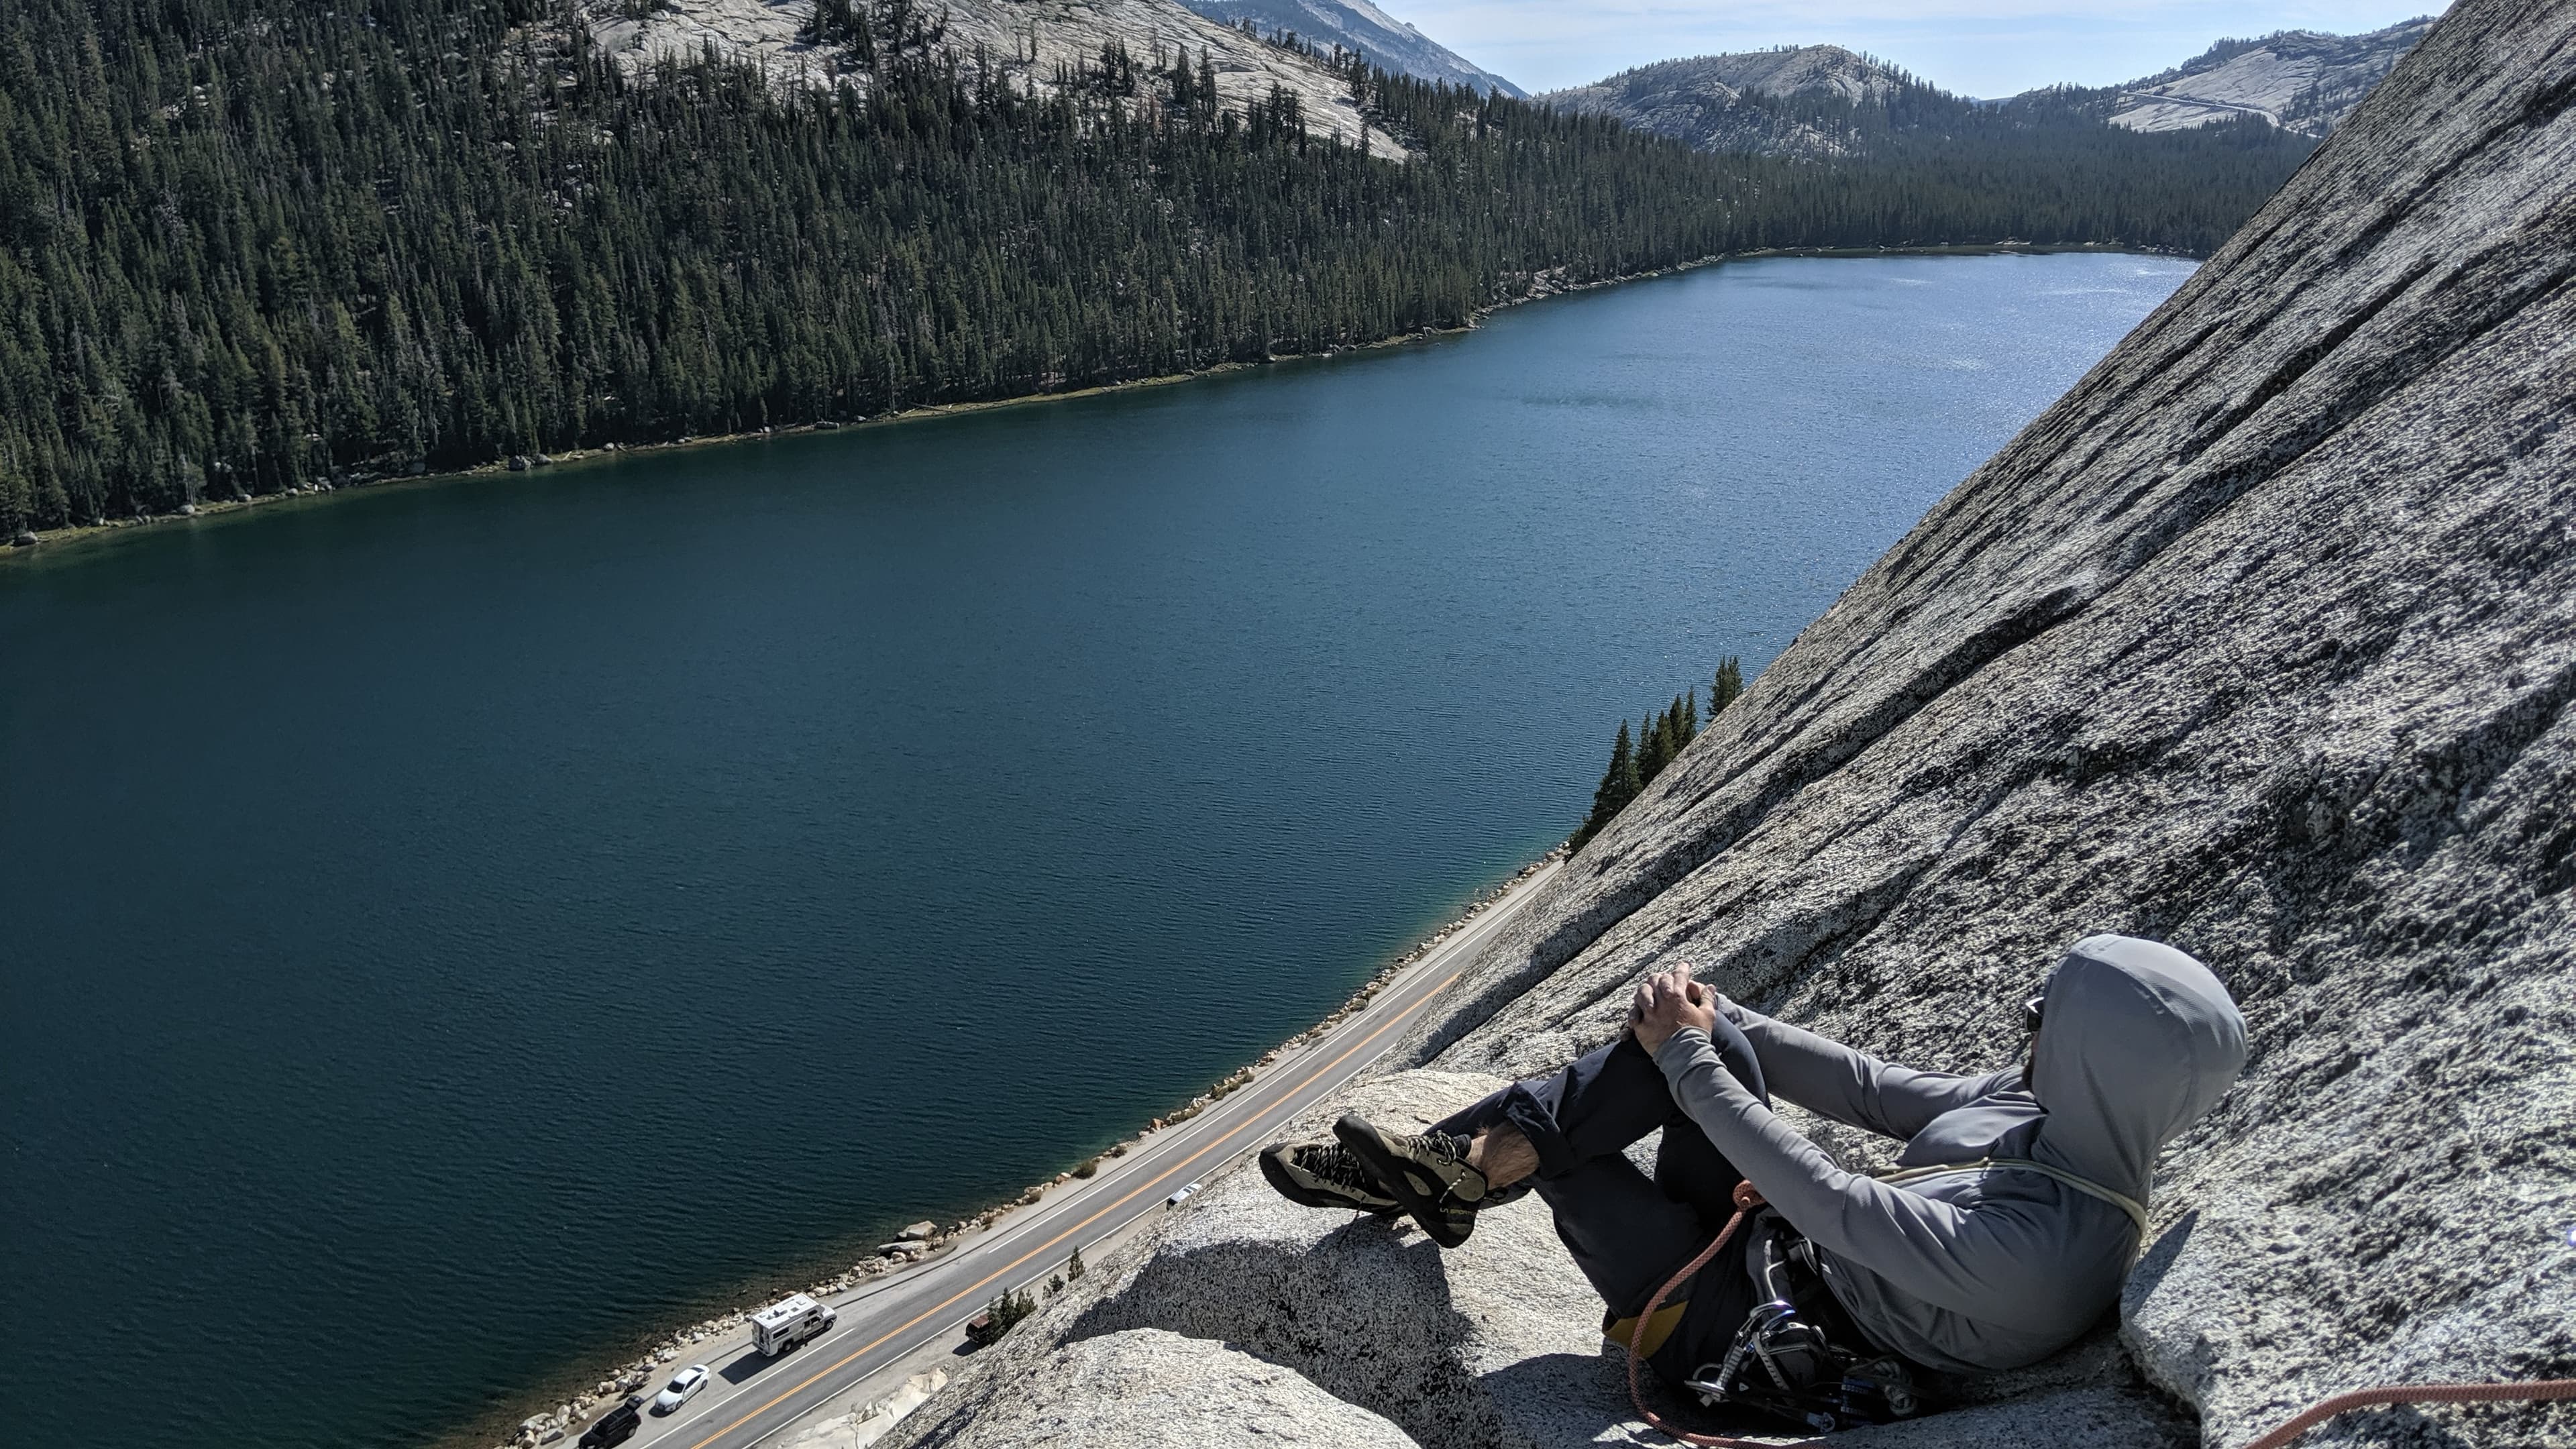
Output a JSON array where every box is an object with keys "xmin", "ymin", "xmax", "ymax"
[{"xmin": 0, "ymin": 0, "xmax": 2310, "ymax": 535}]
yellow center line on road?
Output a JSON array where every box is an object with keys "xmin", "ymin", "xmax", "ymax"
[{"xmin": 684, "ymin": 963, "xmax": 1472, "ymax": 1449}]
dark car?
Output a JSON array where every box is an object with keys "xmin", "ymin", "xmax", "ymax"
[{"xmin": 579, "ymin": 1395, "xmax": 644, "ymax": 1447}]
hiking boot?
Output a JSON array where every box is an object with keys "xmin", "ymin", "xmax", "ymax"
[
  {"xmin": 1333, "ymin": 1112, "xmax": 1491, "ymax": 1248},
  {"xmin": 1259, "ymin": 1140, "xmax": 1400, "ymax": 1214}
]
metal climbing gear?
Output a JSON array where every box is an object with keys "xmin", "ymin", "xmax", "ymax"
[{"xmin": 1682, "ymin": 1212, "xmax": 1924, "ymax": 1432}]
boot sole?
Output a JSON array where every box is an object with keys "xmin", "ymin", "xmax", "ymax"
[
  {"xmin": 1334, "ymin": 1113, "xmax": 1474, "ymax": 1248},
  {"xmin": 1257, "ymin": 1144, "xmax": 1399, "ymax": 1215}
]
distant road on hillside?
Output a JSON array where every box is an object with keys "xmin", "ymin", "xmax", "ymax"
[{"xmin": 602, "ymin": 860, "xmax": 1560, "ymax": 1449}]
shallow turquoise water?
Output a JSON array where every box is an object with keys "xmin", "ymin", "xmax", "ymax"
[{"xmin": 0, "ymin": 252, "xmax": 2192, "ymax": 1447}]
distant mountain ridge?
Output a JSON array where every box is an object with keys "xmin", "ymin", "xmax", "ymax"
[
  {"xmin": 1536, "ymin": 46, "xmax": 1913, "ymax": 155},
  {"xmin": 1177, "ymin": 0, "xmax": 1523, "ymax": 97},
  {"xmin": 2103, "ymin": 17, "xmax": 2437, "ymax": 136},
  {"xmin": 1540, "ymin": 22, "xmax": 2434, "ymax": 157}
]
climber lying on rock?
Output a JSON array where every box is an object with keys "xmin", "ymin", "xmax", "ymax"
[{"xmin": 1260, "ymin": 934, "xmax": 2245, "ymax": 1423}]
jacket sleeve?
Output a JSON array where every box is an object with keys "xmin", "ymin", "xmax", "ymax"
[
  {"xmin": 1719, "ymin": 998, "xmax": 2015, "ymax": 1140},
  {"xmin": 1654, "ymin": 1028, "xmax": 2053, "ymax": 1313}
]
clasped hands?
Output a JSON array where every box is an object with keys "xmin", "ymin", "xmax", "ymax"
[{"xmin": 1628, "ymin": 963, "xmax": 1721, "ymax": 1053}]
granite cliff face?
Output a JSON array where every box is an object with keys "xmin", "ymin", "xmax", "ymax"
[
  {"xmin": 890, "ymin": 0, "xmax": 2576, "ymax": 1444},
  {"xmin": 1177, "ymin": 0, "xmax": 1523, "ymax": 97},
  {"xmin": 573, "ymin": 0, "xmax": 1408, "ymax": 157},
  {"xmin": 2106, "ymin": 20, "xmax": 2437, "ymax": 137}
]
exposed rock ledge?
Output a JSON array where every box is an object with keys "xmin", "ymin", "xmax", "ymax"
[
  {"xmin": 921, "ymin": 1326, "xmax": 1421, "ymax": 1447},
  {"xmin": 571, "ymin": 0, "xmax": 1413, "ymax": 160},
  {"xmin": 890, "ymin": 0, "xmax": 2576, "ymax": 1444}
]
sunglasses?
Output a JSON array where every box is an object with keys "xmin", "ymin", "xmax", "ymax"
[{"xmin": 2023, "ymin": 995, "xmax": 2046, "ymax": 1033}]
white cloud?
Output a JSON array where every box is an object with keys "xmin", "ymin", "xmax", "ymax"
[{"xmin": 1394, "ymin": 0, "xmax": 2445, "ymax": 97}]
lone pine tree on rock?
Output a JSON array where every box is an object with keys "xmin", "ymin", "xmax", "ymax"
[{"xmin": 1711, "ymin": 655, "xmax": 1744, "ymax": 714}]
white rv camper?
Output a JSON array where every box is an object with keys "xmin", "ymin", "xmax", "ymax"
[{"xmin": 750, "ymin": 1293, "xmax": 837, "ymax": 1356}]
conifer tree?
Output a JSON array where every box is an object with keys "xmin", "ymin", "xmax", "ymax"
[
  {"xmin": 1639, "ymin": 694, "xmax": 1695, "ymax": 785},
  {"xmin": 1574, "ymin": 667, "xmax": 1743, "ymax": 852},
  {"xmin": 1711, "ymin": 657, "xmax": 1746, "ymax": 716},
  {"xmin": 1609, "ymin": 720, "xmax": 1642, "ymax": 808},
  {"xmin": 1571, "ymin": 720, "xmax": 1642, "ymax": 852}
]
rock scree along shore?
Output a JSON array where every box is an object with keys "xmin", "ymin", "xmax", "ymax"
[{"xmin": 882, "ymin": 0, "xmax": 2576, "ymax": 1445}]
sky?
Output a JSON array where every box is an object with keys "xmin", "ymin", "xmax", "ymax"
[{"xmin": 1396, "ymin": 1, "xmax": 2448, "ymax": 97}]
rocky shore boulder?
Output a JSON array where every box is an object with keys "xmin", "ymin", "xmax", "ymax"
[{"xmin": 890, "ymin": 0, "xmax": 2575, "ymax": 1444}]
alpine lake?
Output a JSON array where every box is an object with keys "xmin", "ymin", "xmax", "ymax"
[{"xmin": 0, "ymin": 252, "xmax": 2194, "ymax": 1449}]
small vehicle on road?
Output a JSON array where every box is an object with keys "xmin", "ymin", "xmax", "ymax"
[
  {"xmin": 1165, "ymin": 1179, "xmax": 1205, "ymax": 1208},
  {"xmin": 652, "ymin": 1364, "xmax": 710, "ymax": 1414},
  {"xmin": 751, "ymin": 1293, "xmax": 838, "ymax": 1356},
  {"xmin": 578, "ymin": 1395, "xmax": 643, "ymax": 1447}
]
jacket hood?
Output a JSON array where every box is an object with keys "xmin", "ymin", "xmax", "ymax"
[{"xmin": 1893, "ymin": 934, "xmax": 2247, "ymax": 1203}]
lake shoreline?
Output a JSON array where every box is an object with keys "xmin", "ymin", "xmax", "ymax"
[
  {"xmin": 439, "ymin": 848, "xmax": 1566, "ymax": 1449},
  {"xmin": 1, "ymin": 241, "xmax": 2185, "ymax": 565}
]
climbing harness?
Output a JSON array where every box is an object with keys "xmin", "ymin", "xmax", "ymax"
[
  {"xmin": 1623, "ymin": 1181, "xmax": 1919, "ymax": 1448},
  {"xmin": 1621, "ymin": 1181, "xmax": 2575, "ymax": 1448},
  {"xmin": 1686, "ymin": 1215, "xmax": 1923, "ymax": 1432}
]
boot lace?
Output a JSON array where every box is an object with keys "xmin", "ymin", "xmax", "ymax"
[
  {"xmin": 1305, "ymin": 1144, "xmax": 1383, "ymax": 1195},
  {"xmin": 1393, "ymin": 1130, "xmax": 1474, "ymax": 1170}
]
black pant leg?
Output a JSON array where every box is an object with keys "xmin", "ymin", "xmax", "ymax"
[
  {"xmin": 1429, "ymin": 1034, "xmax": 1669, "ymax": 1173},
  {"xmin": 1430, "ymin": 1021, "xmax": 1774, "ymax": 1370},
  {"xmin": 1532, "ymin": 1153, "xmax": 1709, "ymax": 1318},
  {"xmin": 1432, "ymin": 1019, "xmax": 1770, "ymax": 1185}
]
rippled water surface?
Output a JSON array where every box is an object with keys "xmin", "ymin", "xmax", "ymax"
[{"xmin": 0, "ymin": 253, "xmax": 2192, "ymax": 1448}]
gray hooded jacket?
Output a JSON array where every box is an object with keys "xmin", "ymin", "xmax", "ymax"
[{"xmin": 1651, "ymin": 934, "xmax": 2247, "ymax": 1373}]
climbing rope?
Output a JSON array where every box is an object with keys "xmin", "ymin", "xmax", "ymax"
[
  {"xmin": 1624, "ymin": 1180, "xmax": 1818, "ymax": 1449},
  {"xmin": 2235, "ymin": 1377, "xmax": 2576, "ymax": 1449},
  {"xmin": 1623, "ymin": 1182, "xmax": 2576, "ymax": 1449}
]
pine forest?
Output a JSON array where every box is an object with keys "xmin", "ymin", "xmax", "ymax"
[{"xmin": 0, "ymin": 0, "xmax": 2318, "ymax": 535}]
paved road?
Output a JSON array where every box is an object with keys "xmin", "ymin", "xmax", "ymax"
[{"xmin": 614, "ymin": 860, "xmax": 1559, "ymax": 1449}]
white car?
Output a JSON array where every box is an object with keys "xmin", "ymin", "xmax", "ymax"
[
  {"xmin": 1165, "ymin": 1180, "xmax": 1205, "ymax": 1208},
  {"xmin": 652, "ymin": 1364, "xmax": 710, "ymax": 1415}
]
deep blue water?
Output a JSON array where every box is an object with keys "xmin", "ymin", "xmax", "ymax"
[{"xmin": 0, "ymin": 252, "xmax": 2192, "ymax": 1448}]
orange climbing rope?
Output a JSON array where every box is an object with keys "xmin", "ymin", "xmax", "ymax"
[
  {"xmin": 2236, "ymin": 1377, "xmax": 2576, "ymax": 1449},
  {"xmin": 1623, "ymin": 1180, "xmax": 1819, "ymax": 1449},
  {"xmin": 1622, "ymin": 1181, "xmax": 2576, "ymax": 1449}
]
